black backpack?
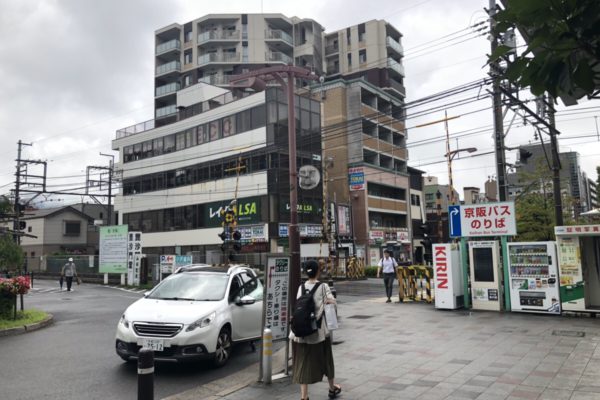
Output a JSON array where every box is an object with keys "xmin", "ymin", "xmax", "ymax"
[{"xmin": 290, "ymin": 282, "xmax": 322, "ymax": 337}]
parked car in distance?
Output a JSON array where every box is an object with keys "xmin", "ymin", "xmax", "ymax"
[{"xmin": 115, "ymin": 264, "xmax": 263, "ymax": 367}]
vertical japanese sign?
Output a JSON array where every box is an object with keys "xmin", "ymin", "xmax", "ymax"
[
  {"xmin": 457, "ymin": 201, "xmax": 516, "ymax": 237},
  {"xmin": 265, "ymin": 257, "xmax": 290, "ymax": 341},
  {"xmin": 127, "ymin": 231, "xmax": 142, "ymax": 285},
  {"xmin": 99, "ymin": 225, "xmax": 128, "ymax": 273}
]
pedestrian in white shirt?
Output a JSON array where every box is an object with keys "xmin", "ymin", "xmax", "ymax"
[{"xmin": 377, "ymin": 249, "xmax": 398, "ymax": 303}]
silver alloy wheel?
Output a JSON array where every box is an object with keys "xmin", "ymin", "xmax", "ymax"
[{"xmin": 214, "ymin": 327, "xmax": 232, "ymax": 367}]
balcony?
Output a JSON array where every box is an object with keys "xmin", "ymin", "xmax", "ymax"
[
  {"xmin": 325, "ymin": 44, "xmax": 339, "ymax": 55},
  {"xmin": 156, "ymin": 39, "xmax": 181, "ymax": 55},
  {"xmin": 198, "ymin": 52, "xmax": 240, "ymax": 66},
  {"xmin": 198, "ymin": 74, "xmax": 231, "ymax": 86},
  {"xmin": 198, "ymin": 30, "xmax": 240, "ymax": 44},
  {"xmin": 266, "ymin": 51, "xmax": 293, "ymax": 65},
  {"xmin": 156, "ymin": 104, "xmax": 177, "ymax": 119},
  {"xmin": 386, "ymin": 37, "xmax": 403, "ymax": 56},
  {"xmin": 387, "ymin": 58, "xmax": 405, "ymax": 77},
  {"xmin": 155, "ymin": 60, "xmax": 181, "ymax": 76},
  {"xmin": 155, "ymin": 82, "xmax": 181, "ymax": 97},
  {"xmin": 265, "ymin": 29, "xmax": 293, "ymax": 46}
]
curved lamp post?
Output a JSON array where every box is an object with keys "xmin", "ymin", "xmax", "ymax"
[{"xmin": 444, "ymin": 147, "xmax": 477, "ymax": 205}]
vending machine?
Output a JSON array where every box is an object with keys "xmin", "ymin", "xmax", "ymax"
[
  {"xmin": 433, "ymin": 243, "xmax": 464, "ymax": 309},
  {"xmin": 468, "ymin": 241, "xmax": 502, "ymax": 311},
  {"xmin": 506, "ymin": 242, "xmax": 560, "ymax": 314}
]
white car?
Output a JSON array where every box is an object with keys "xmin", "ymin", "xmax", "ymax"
[{"xmin": 115, "ymin": 264, "xmax": 263, "ymax": 367}]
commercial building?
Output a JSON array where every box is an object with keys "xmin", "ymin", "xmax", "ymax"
[
  {"xmin": 114, "ymin": 14, "xmax": 407, "ymax": 265},
  {"xmin": 113, "ymin": 83, "xmax": 323, "ymax": 263}
]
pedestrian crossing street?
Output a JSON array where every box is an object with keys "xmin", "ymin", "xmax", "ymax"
[{"xmin": 28, "ymin": 284, "xmax": 147, "ymax": 295}]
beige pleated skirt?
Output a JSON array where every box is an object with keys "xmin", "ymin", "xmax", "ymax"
[{"xmin": 292, "ymin": 337, "xmax": 335, "ymax": 384}]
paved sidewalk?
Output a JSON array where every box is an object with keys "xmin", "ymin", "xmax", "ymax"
[{"xmin": 199, "ymin": 294, "xmax": 600, "ymax": 400}]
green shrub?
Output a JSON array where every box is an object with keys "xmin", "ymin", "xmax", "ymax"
[{"xmin": 364, "ymin": 266, "xmax": 378, "ymax": 277}]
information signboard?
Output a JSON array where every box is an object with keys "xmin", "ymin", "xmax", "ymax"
[
  {"xmin": 450, "ymin": 202, "xmax": 516, "ymax": 238},
  {"xmin": 348, "ymin": 167, "xmax": 365, "ymax": 191},
  {"xmin": 264, "ymin": 257, "xmax": 290, "ymax": 341},
  {"xmin": 99, "ymin": 225, "xmax": 128, "ymax": 273}
]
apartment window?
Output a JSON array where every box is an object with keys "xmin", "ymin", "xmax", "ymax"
[
  {"xmin": 411, "ymin": 194, "xmax": 421, "ymax": 206},
  {"xmin": 197, "ymin": 124, "xmax": 208, "ymax": 144},
  {"xmin": 175, "ymin": 132, "xmax": 186, "ymax": 150},
  {"xmin": 30, "ymin": 251, "xmax": 35, "ymax": 257},
  {"xmin": 185, "ymin": 127, "xmax": 197, "ymax": 147},
  {"xmin": 152, "ymin": 138, "xmax": 163, "ymax": 156},
  {"xmin": 425, "ymin": 193, "xmax": 434, "ymax": 201},
  {"xmin": 209, "ymin": 120, "xmax": 221, "ymax": 141},
  {"xmin": 358, "ymin": 23, "xmax": 366, "ymax": 42},
  {"xmin": 222, "ymin": 115, "xmax": 236, "ymax": 137},
  {"xmin": 63, "ymin": 220, "xmax": 81, "ymax": 236},
  {"xmin": 184, "ymin": 30, "xmax": 193, "ymax": 42},
  {"xmin": 346, "ymin": 27, "xmax": 351, "ymax": 45},
  {"xmin": 347, "ymin": 53, "xmax": 352, "ymax": 68},
  {"xmin": 164, "ymin": 135, "xmax": 175, "ymax": 153},
  {"xmin": 184, "ymin": 50, "xmax": 193, "ymax": 64},
  {"xmin": 183, "ymin": 74, "xmax": 191, "ymax": 87},
  {"xmin": 359, "ymin": 49, "xmax": 367, "ymax": 64},
  {"xmin": 28, "ymin": 226, "xmax": 32, "ymax": 233},
  {"xmin": 142, "ymin": 140, "xmax": 153, "ymax": 158}
]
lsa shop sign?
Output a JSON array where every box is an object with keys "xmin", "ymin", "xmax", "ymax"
[{"xmin": 205, "ymin": 197, "xmax": 261, "ymax": 227}]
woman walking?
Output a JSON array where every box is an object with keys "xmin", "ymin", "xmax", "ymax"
[{"xmin": 291, "ymin": 259, "xmax": 342, "ymax": 400}]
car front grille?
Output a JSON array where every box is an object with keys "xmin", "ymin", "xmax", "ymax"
[{"xmin": 133, "ymin": 322, "xmax": 183, "ymax": 338}]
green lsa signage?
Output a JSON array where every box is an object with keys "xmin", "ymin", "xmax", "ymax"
[{"xmin": 205, "ymin": 197, "xmax": 261, "ymax": 227}]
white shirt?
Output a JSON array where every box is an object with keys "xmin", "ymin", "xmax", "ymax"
[{"xmin": 378, "ymin": 256, "xmax": 397, "ymax": 273}]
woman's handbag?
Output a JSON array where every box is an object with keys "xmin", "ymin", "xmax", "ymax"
[{"xmin": 324, "ymin": 303, "xmax": 338, "ymax": 330}]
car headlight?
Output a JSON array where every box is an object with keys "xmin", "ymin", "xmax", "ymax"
[
  {"xmin": 186, "ymin": 311, "xmax": 216, "ymax": 332},
  {"xmin": 119, "ymin": 314, "xmax": 130, "ymax": 329}
]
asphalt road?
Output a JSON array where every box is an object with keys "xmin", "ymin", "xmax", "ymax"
[{"xmin": 0, "ymin": 280, "xmax": 264, "ymax": 400}]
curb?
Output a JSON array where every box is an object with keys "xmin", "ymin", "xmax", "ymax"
[
  {"xmin": 163, "ymin": 345, "xmax": 288, "ymax": 400},
  {"xmin": 0, "ymin": 313, "xmax": 54, "ymax": 337}
]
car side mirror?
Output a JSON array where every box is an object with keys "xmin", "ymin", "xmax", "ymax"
[
  {"xmin": 236, "ymin": 295, "xmax": 256, "ymax": 306},
  {"xmin": 144, "ymin": 291, "xmax": 151, "ymax": 298}
]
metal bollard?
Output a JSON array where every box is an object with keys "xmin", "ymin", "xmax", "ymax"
[
  {"xmin": 262, "ymin": 327, "xmax": 273, "ymax": 384},
  {"xmin": 137, "ymin": 348, "xmax": 154, "ymax": 400}
]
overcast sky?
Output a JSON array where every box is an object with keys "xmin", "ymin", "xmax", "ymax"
[{"xmin": 0, "ymin": 0, "xmax": 598, "ymax": 208}]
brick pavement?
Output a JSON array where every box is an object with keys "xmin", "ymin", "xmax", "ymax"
[{"xmin": 196, "ymin": 291, "xmax": 600, "ymax": 400}]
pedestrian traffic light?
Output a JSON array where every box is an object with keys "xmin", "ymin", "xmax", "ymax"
[
  {"xmin": 420, "ymin": 222, "xmax": 430, "ymax": 235},
  {"xmin": 420, "ymin": 236, "xmax": 432, "ymax": 248},
  {"xmin": 519, "ymin": 148, "xmax": 533, "ymax": 164}
]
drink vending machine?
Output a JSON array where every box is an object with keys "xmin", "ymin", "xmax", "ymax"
[
  {"xmin": 433, "ymin": 243, "xmax": 464, "ymax": 309},
  {"xmin": 506, "ymin": 242, "xmax": 560, "ymax": 314},
  {"xmin": 468, "ymin": 241, "xmax": 502, "ymax": 311}
]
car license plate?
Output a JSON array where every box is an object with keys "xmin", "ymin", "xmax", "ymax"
[{"xmin": 141, "ymin": 339, "xmax": 164, "ymax": 351}]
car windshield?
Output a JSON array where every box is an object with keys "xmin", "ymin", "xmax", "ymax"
[{"xmin": 147, "ymin": 273, "xmax": 228, "ymax": 301}]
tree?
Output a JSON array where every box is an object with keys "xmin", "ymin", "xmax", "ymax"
[
  {"xmin": 490, "ymin": 0, "xmax": 600, "ymax": 104},
  {"xmin": 0, "ymin": 234, "xmax": 23, "ymax": 271},
  {"xmin": 515, "ymin": 193, "xmax": 555, "ymax": 241}
]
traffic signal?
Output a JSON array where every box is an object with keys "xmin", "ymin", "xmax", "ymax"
[
  {"xmin": 217, "ymin": 204, "xmax": 243, "ymax": 258},
  {"xmin": 420, "ymin": 236, "xmax": 432, "ymax": 249},
  {"xmin": 19, "ymin": 221, "xmax": 26, "ymax": 230},
  {"xmin": 519, "ymin": 148, "xmax": 533, "ymax": 164}
]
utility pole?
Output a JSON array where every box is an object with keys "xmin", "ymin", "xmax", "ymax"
[
  {"xmin": 546, "ymin": 97, "xmax": 563, "ymax": 225},
  {"xmin": 100, "ymin": 153, "xmax": 115, "ymax": 225},
  {"xmin": 13, "ymin": 141, "xmax": 35, "ymax": 244},
  {"xmin": 489, "ymin": 0, "xmax": 508, "ymax": 201},
  {"xmin": 229, "ymin": 65, "xmax": 318, "ymax": 311}
]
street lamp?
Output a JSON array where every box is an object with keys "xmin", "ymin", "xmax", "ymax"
[{"xmin": 444, "ymin": 147, "xmax": 477, "ymax": 205}]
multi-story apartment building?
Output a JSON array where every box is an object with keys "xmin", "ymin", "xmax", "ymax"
[
  {"xmin": 113, "ymin": 84, "xmax": 323, "ymax": 263},
  {"xmin": 154, "ymin": 14, "xmax": 324, "ymax": 127},
  {"xmin": 114, "ymin": 14, "xmax": 407, "ymax": 265}
]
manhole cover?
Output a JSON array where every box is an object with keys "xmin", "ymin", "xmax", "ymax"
[
  {"xmin": 348, "ymin": 315, "xmax": 373, "ymax": 319},
  {"xmin": 552, "ymin": 330, "xmax": 585, "ymax": 337}
]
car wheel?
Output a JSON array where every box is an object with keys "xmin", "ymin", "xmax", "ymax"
[{"xmin": 213, "ymin": 326, "xmax": 232, "ymax": 367}]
